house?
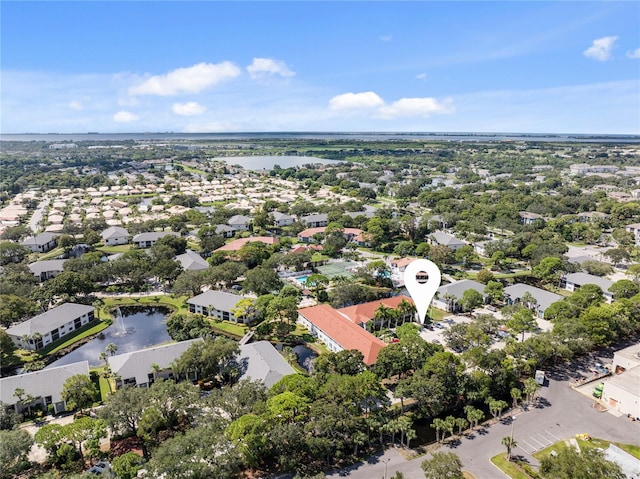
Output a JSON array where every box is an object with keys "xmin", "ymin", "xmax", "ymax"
[
  {"xmin": 432, "ymin": 279, "xmax": 486, "ymax": 312},
  {"xmin": 519, "ymin": 211, "xmax": 545, "ymax": 226},
  {"xmin": 577, "ymin": 211, "xmax": 609, "ymax": 223},
  {"xmin": 215, "ymin": 236, "xmax": 278, "ymax": 252},
  {"xmin": 176, "ymin": 250, "xmax": 209, "ymax": 271},
  {"xmin": 227, "ymin": 215, "xmax": 252, "ymax": 232},
  {"xmin": 101, "ymin": 226, "xmax": 129, "ymax": 246},
  {"xmin": 300, "ymin": 213, "xmax": 329, "ymax": 228},
  {"xmin": 625, "ymin": 223, "xmax": 640, "ymax": 246},
  {"xmin": 28, "ymin": 259, "xmax": 66, "ymax": 282},
  {"xmin": 428, "ymin": 231, "xmax": 467, "ymax": 251},
  {"xmin": 297, "ymin": 304, "xmax": 386, "ymax": 365},
  {"xmin": 132, "ymin": 231, "xmax": 180, "ymax": 248},
  {"xmin": 503, "ymin": 284, "xmax": 562, "ymax": 319},
  {"xmin": 561, "ymin": 272, "xmax": 614, "ymax": 303},
  {"xmin": 0, "ymin": 361, "xmax": 90, "ymax": 414},
  {"xmin": 297, "ymin": 227, "xmax": 364, "ymax": 244},
  {"xmin": 272, "ymin": 211, "xmax": 294, "ymax": 227},
  {"xmin": 473, "ymin": 239, "xmax": 505, "ymax": 257},
  {"xmin": 187, "ymin": 290, "xmax": 255, "ymax": 323},
  {"xmin": 22, "ymin": 232, "xmax": 58, "ymax": 253},
  {"xmin": 237, "ymin": 341, "xmax": 297, "ymax": 388},
  {"xmin": 6, "ymin": 303, "xmax": 95, "ymax": 350},
  {"xmin": 338, "ymin": 295, "xmax": 415, "ymax": 330},
  {"xmin": 599, "ymin": 343, "xmax": 640, "ymax": 420},
  {"xmin": 215, "ymin": 224, "xmax": 236, "ymax": 238},
  {"xmin": 108, "ymin": 339, "xmax": 203, "ymax": 389}
]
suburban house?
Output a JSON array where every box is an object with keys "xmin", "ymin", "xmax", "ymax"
[
  {"xmin": 0, "ymin": 361, "xmax": 90, "ymax": 415},
  {"xmin": 187, "ymin": 290, "xmax": 255, "ymax": 323},
  {"xmin": 6, "ymin": 303, "xmax": 95, "ymax": 351},
  {"xmin": 100, "ymin": 226, "xmax": 130, "ymax": 246},
  {"xmin": 22, "ymin": 232, "xmax": 58, "ymax": 253},
  {"xmin": 132, "ymin": 231, "xmax": 180, "ymax": 248},
  {"xmin": 473, "ymin": 239, "xmax": 505, "ymax": 257},
  {"xmin": 519, "ymin": 211, "xmax": 545, "ymax": 225},
  {"xmin": 215, "ymin": 224, "xmax": 236, "ymax": 238},
  {"xmin": 215, "ymin": 236, "xmax": 278, "ymax": 252},
  {"xmin": 108, "ymin": 339, "xmax": 203, "ymax": 389},
  {"xmin": 338, "ymin": 295, "xmax": 415, "ymax": 330},
  {"xmin": 300, "ymin": 213, "xmax": 329, "ymax": 228},
  {"xmin": 625, "ymin": 223, "xmax": 640, "ymax": 246},
  {"xmin": 272, "ymin": 211, "xmax": 294, "ymax": 227},
  {"xmin": 561, "ymin": 272, "xmax": 614, "ymax": 303},
  {"xmin": 503, "ymin": 284, "xmax": 562, "ymax": 319},
  {"xmin": 428, "ymin": 231, "xmax": 467, "ymax": 251},
  {"xmin": 297, "ymin": 304, "xmax": 386, "ymax": 365},
  {"xmin": 237, "ymin": 341, "xmax": 297, "ymax": 388},
  {"xmin": 29, "ymin": 259, "xmax": 66, "ymax": 282},
  {"xmin": 297, "ymin": 227, "xmax": 364, "ymax": 244},
  {"xmin": 599, "ymin": 343, "xmax": 640, "ymax": 420},
  {"xmin": 577, "ymin": 211, "xmax": 609, "ymax": 223},
  {"xmin": 389, "ymin": 257, "xmax": 418, "ymax": 287},
  {"xmin": 176, "ymin": 250, "xmax": 209, "ymax": 271},
  {"xmin": 227, "ymin": 215, "xmax": 252, "ymax": 232},
  {"xmin": 433, "ymin": 279, "xmax": 487, "ymax": 312}
]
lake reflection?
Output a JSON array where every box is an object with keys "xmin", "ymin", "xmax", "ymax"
[{"xmin": 46, "ymin": 306, "xmax": 171, "ymax": 368}]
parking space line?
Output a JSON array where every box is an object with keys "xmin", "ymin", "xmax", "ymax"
[
  {"xmin": 546, "ymin": 430, "xmax": 561, "ymax": 442},
  {"xmin": 519, "ymin": 440, "xmax": 537, "ymax": 454},
  {"xmin": 528, "ymin": 436, "xmax": 547, "ymax": 448},
  {"xmin": 534, "ymin": 433, "xmax": 552, "ymax": 446}
]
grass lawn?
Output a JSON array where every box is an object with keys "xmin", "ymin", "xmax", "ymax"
[
  {"xmin": 37, "ymin": 247, "xmax": 66, "ymax": 260},
  {"xmin": 490, "ymin": 453, "xmax": 533, "ymax": 479},
  {"xmin": 209, "ymin": 320, "xmax": 248, "ymax": 338},
  {"xmin": 534, "ymin": 437, "xmax": 640, "ymax": 461},
  {"xmin": 95, "ymin": 368, "xmax": 114, "ymax": 402},
  {"xmin": 98, "ymin": 244, "xmax": 133, "ymax": 254},
  {"xmin": 429, "ymin": 308, "xmax": 452, "ymax": 322},
  {"xmin": 102, "ymin": 295, "xmax": 188, "ymax": 314},
  {"xmin": 616, "ymin": 441, "xmax": 640, "ymax": 459}
]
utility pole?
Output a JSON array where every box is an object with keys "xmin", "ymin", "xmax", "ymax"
[{"xmin": 507, "ymin": 416, "xmax": 517, "ymax": 461}]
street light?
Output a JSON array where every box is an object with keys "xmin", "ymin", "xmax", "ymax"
[
  {"xmin": 507, "ymin": 416, "xmax": 517, "ymax": 461},
  {"xmin": 383, "ymin": 458, "xmax": 391, "ymax": 479}
]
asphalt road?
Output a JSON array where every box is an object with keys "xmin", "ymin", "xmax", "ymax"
[{"xmin": 325, "ymin": 350, "xmax": 640, "ymax": 479}]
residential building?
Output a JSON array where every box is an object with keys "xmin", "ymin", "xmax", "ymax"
[
  {"xmin": 227, "ymin": 215, "xmax": 252, "ymax": 232},
  {"xmin": 272, "ymin": 211, "xmax": 294, "ymax": 227},
  {"xmin": 297, "ymin": 227, "xmax": 364, "ymax": 244},
  {"xmin": 519, "ymin": 211, "xmax": 545, "ymax": 225},
  {"xmin": 297, "ymin": 304, "xmax": 386, "ymax": 365},
  {"xmin": 577, "ymin": 211, "xmax": 609, "ymax": 223},
  {"xmin": 300, "ymin": 213, "xmax": 329, "ymax": 228},
  {"xmin": 22, "ymin": 232, "xmax": 58, "ymax": 253},
  {"xmin": 6, "ymin": 303, "xmax": 95, "ymax": 350},
  {"xmin": 132, "ymin": 231, "xmax": 180, "ymax": 248},
  {"xmin": 237, "ymin": 341, "xmax": 296, "ymax": 388},
  {"xmin": 215, "ymin": 224, "xmax": 236, "ymax": 238},
  {"xmin": 108, "ymin": 339, "xmax": 202, "ymax": 389},
  {"xmin": 428, "ymin": 231, "xmax": 467, "ymax": 251},
  {"xmin": 187, "ymin": 290, "xmax": 255, "ymax": 323},
  {"xmin": 600, "ymin": 342, "xmax": 640, "ymax": 420},
  {"xmin": 433, "ymin": 279, "xmax": 486, "ymax": 312},
  {"xmin": 28, "ymin": 259, "xmax": 66, "ymax": 282},
  {"xmin": 561, "ymin": 272, "xmax": 614, "ymax": 303},
  {"xmin": 338, "ymin": 295, "xmax": 415, "ymax": 329},
  {"xmin": 100, "ymin": 226, "xmax": 129, "ymax": 246},
  {"xmin": 215, "ymin": 236, "xmax": 278, "ymax": 252},
  {"xmin": 625, "ymin": 223, "xmax": 640, "ymax": 246},
  {"xmin": 0, "ymin": 361, "xmax": 90, "ymax": 414},
  {"xmin": 503, "ymin": 284, "xmax": 562, "ymax": 318},
  {"xmin": 176, "ymin": 250, "xmax": 209, "ymax": 271}
]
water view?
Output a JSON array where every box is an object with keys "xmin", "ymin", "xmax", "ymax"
[
  {"xmin": 46, "ymin": 306, "xmax": 171, "ymax": 368},
  {"xmin": 217, "ymin": 155, "xmax": 340, "ymax": 170}
]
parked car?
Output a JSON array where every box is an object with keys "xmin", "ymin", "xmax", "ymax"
[
  {"xmin": 87, "ymin": 461, "xmax": 111, "ymax": 475},
  {"xmin": 593, "ymin": 382, "xmax": 605, "ymax": 398},
  {"xmin": 486, "ymin": 305, "xmax": 498, "ymax": 312}
]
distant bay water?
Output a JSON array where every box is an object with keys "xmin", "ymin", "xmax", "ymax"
[
  {"xmin": 219, "ymin": 155, "xmax": 339, "ymax": 170},
  {"xmin": 2, "ymin": 132, "xmax": 638, "ymax": 143}
]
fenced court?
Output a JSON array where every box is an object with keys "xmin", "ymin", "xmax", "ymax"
[{"xmin": 317, "ymin": 260, "xmax": 360, "ymax": 278}]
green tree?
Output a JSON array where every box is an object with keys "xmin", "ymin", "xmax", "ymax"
[
  {"xmin": 459, "ymin": 289, "xmax": 483, "ymax": 312},
  {"xmin": 506, "ymin": 308, "xmax": 537, "ymax": 341},
  {"xmin": 608, "ymin": 279, "xmax": 639, "ymax": 299},
  {"xmin": 0, "ymin": 428, "xmax": 33, "ymax": 478},
  {"xmin": 502, "ymin": 435, "xmax": 517, "ymax": 461},
  {"xmin": 569, "ymin": 284, "xmax": 604, "ymax": 310},
  {"xmin": 61, "ymin": 374, "xmax": 98, "ymax": 413},
  {"xmin": 0, "ymin": 242, "xmax": 30, "ymax": 265},
  {"xmin": 111, "ymin": 451, "xmax": 145, "ymax": 479},
  {"xmin": 243, "ymin": 266, "xmax": 283, "ymax": 295},
  {"xmin": 421, "ymin": 451, "xmax": 464, "ymax": 479},
  {"xmin": 484, "ymin": 281, "xmax": 504, "ymax": 304},
  {"xmin": 539, "ymin": 444, "xmax": 624, "ymax": 479},
  {"xmin": 98, "ymin": 386, "xmax": 146, "ymax": 437},
  {"xmin": 476, "ymin": 269, "xmax": 495, "ymax": 284},
  {"xmin": 532, "ymin": 256, "xmax": 565, "ymax": 285}
]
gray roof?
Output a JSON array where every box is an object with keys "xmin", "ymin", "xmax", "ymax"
[
  {"xmin": 430, "ymin": 231, "xmax": 467, "ymax": 247},
  {"xmin": 6, "ymin": 303, "xmax": 94, "ymax": 337},
  {"xmin": 176, "ymin": 250, "xmax": 209, "ymax": 271},
  {"xmin": 227, "ymin": 215, "xmax": 252, "ymax": 226},
  {"xmin": 132, "ymin": 231, "xmax": 180, "ymax": 242},
  {"xmin": 101, "ymin": 226, "xmax": 129, "ymax": 240},
  {"xmin": 346, "ymin": 210, "xmax": 376, "ymax": 219},
  {"xmin": 28, "ymin": 259, "xmax": 66, "ymax": 275},
  {"xmin": 108, "ymin": 339, "xmax": 202, "ymax": 385},
  {"xmin": 0, "ymin": 361, "xmax": 89, "ymax": 406},
  {"xmin": 564, "ymin": 272, "xmax": 613, "ymax": 291},
  {"xmin": 437, "ymin": 279, "xmax": 485, "ymax": 300},
  {"xmin": 215, "ymin": 224, "xmax": 235, "ymax": 234},
  {"xmin": 301, "ymin": 213, "xmax": 328, "ymax": 223},
  {"xmin": 22, "ymin": 232, "xmax": 58, "ymax": 246},
  {"xmin": 503, "ymin": 284, "xmax": 562, "ymax": 311},
  {"xmin": 187, "ymin": 290, "xmax": 246, "ymax": 313},
  {"xmin": 238, "ymin": 341, "xmax": 296, "ymax": 388},
  {"xmin": 272, "ymin": 211, "xmax": 294, "ymax": 221}
]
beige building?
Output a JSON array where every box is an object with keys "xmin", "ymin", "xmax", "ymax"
[{"xmin": 600, "ymin": 343, "xmax": 640, "ymax": 420}]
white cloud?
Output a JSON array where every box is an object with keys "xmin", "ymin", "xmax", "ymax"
[
  {"xmin": 247, "ymin": 58, "xmax": 295, "ymax": 79},
  {"xmin": 329, "ymin": 91, "xmax": 384, "ymax": 110},
  {"xmin": 113, "ymin": 110, "xmax": 139, "ymax": 123},
  {"xmin": 69, "ymin": 100, "xmax": 83, "ymax": 111},
  {"xmin": 378, "ymin": 97, "xmax": 454, "ymax": 119},
  {"xmin": 416, "ymin": 73, "xmax": 428, "ymax": 81},
  {"xmin": 380, "ymin": 34, "xmax": 393, "ymax": 42},
  {"xmin": 626, "ymin": 48, "xmax": 640, "ymax": 59},
  {"xmin": 583, "ymin": 36, "xmax": 618, "ymax": 61},
  {"xmin": 129, "ymin": 62, "xmax": 241, "ymax": 96},
  {"xmin": 172, "ymin": 102, "xmax": 206, "ymax": 116}
]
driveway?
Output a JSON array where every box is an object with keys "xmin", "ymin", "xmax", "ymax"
[{"xmin": 325, "ymin": 355, "xmax": 640, "ymax": 479}]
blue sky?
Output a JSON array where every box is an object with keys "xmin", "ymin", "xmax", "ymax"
[{"xmin": 2, "ymin": 1, "xmax": 639, "ymax": 134}]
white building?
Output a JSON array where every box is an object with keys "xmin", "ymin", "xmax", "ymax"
[
  {"xmin": 187, "ymin": 290, "xmax": 255, "ymax": 323},
  {"xmin": 101, "ymin": 226, "xmax": 130, "ymax": 246}
]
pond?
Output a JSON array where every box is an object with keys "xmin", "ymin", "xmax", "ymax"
[
  {"xmin": 276, "ymin": 343, "xmax": 318, "ymax": 373},
  {"xmin": 46, "ymin": 306, "xmax": 171, "ymax": 369}
]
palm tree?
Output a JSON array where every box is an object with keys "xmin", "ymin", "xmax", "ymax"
[
  {"xmin": 105, "ymin": 343, "xmax": 118, "ymax": 356},
  {"xmin": 93, "ymin": 298, "xmax": 104, "ymax": 320},
  {"xmin": 151, "ymin": 363, "xmax": 161, "ymax": 382},
  {"xmin": 398, "ymin": 299, "xmax": 417, "ymax": 324},
  {"xmin": 99, "ymin": 351, "xmax": 108, "ymax": 367},
  {"xmin": 502, "ymin": 436, "xmax": 517, "ymax": 461},
  {"xmin": 373, "ymin": 304, "xmax": 392, "ymax": 331}
]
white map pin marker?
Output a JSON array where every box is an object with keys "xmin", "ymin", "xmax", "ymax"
[{"xmin": 403, "ymin": 259, "xmax": 441, "ymax": 325}]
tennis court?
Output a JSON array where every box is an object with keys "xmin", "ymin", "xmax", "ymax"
[{"xmin": 317, "ymin": 260, "xmax": 360, "ymax": 278}]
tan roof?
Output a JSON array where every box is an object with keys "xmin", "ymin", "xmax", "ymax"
[
  {"xmin": 339, "ymin": 295, "xmax": 414, "ymax": 326},
  {"xmin": 216, "ymin": 236, "xmax": 278, "ymax": 251}
]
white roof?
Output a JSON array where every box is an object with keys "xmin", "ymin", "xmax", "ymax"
[
  {"xmin": 238, "ymin": 341, "xmax": 296, "ymax": 388},
  {"xmin": 6, "ymin": 303, "xmax": 94, "ymax": 337}
]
